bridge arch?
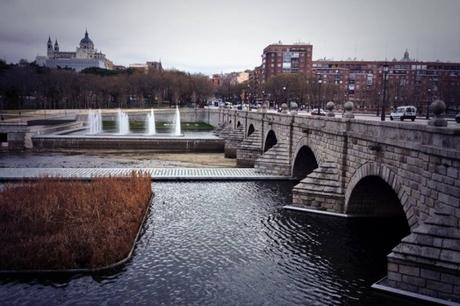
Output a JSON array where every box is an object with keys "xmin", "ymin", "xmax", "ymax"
[
  {"xmin": 292, "ymin": 146, "xmax": 318, "ymax": 179},
  {"xmin": 247, "ymin": 124, "xmax": 255, "ymax": 137},
  {"xmin": 263, "ymin": 130, "xmax": 277, "ymax": 152},
  {"xmin": 291, "ymin": 137, "xmax": 320, "ymax": 179},
  {"xmin": 345, "ymin": 162, "xmax": 413, "ymax": 225}
]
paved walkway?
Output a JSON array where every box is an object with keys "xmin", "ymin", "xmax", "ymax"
[{"xmin": 0, "ymin": 168, "xmax": 292, "ymax": 181}]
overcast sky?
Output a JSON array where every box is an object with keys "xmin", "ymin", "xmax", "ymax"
[{"xmin": 1, "ymin": 0, "xmax": 459, "ymax": 74}]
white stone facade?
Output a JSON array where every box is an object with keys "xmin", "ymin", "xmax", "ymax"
[{"xmin": 35, "ymin": 30, "xmax": 112, "ymax": 72}]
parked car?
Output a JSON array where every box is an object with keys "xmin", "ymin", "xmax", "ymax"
[
  {"xmin": 310, "ymin": 108, "xmax": 326, "ymax": 116},
  {"xmin": 390, "ymin": 106, "xmax": 417, "ymax": 121},
  {"xmin": 456, "ymin": 113, "xmax": 460, "ymax": 123}
]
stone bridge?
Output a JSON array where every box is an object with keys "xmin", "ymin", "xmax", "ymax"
[{"xmin": 214, "ymin": 108, "xmax": 460, "ymax": 303}]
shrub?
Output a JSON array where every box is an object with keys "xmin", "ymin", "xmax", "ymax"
[{"xmin": 0, "ymin": 172, "xmax": 152, "ymax": 270}]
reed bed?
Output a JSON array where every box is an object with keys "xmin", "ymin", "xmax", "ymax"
[{"xmin": 0, "ymin": 172, "xmax": 152, "ymax": 270}]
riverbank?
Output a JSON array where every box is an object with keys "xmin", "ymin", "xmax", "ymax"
[
  {"xmin": 0, "ymin": 173, "xmax": 152, "ymax": 271},
  {"xmin": 0, "ymin": 151, "xmax": 237, "ymax": 168}
]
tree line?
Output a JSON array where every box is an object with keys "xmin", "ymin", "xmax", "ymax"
[
  {"xmin": 1, "ymin": 59, "xmax": 458, "ymax": 113},
  {"xmin": 0, "ymin": 60, "xmax": 213, "ymax": 109}
]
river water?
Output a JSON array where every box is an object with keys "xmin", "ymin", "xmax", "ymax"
[{"xmin": 0, "ymin": 181, "xmax": 417, "ymax": 305}]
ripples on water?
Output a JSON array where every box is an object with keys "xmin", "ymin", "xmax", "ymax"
[{"xmin": 0, "ymin": 182, "xmax": 418, "ymax": 305}]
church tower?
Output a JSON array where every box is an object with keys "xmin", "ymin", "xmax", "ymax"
[
  {"xmin": 47, "ymin": 36, "xmax": 53, "ymax": 57},
  {"xmin": 54, "ymin": 39, "xmax": 59, "ymax": 52}
]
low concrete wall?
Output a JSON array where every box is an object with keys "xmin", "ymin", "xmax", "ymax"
[{"xmin": 32, "ymin": 136, "xmax": 225, "ymax": 152}]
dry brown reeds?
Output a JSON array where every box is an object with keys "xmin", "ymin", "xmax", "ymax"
[{"xmin": 0, "ymin": 172, "xmax": 152, "ymax": 270}]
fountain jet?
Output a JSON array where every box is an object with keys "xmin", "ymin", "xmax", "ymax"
[
  {"xmin": 88, "ymin": 109, "xmax": 102, "ymax": 134},
  {"xmin": 117, "ymin": 109, "xmax": 129, "ymax": 135},
  {"xmin": 174, "ymin": 106, "xmax": 181, "ymax": 136},
  {"xmin": 146, "ymin": 109, "xmax": 156, "ymax": 135}
]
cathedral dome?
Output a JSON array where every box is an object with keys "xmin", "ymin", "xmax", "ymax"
[{"xmin": 80, "ymin": 30, "xmax": 94, "ymax": 49}]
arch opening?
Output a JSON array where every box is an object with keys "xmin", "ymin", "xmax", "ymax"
[
  {"xmin": 237, "ymin": 121, "xmax": 241, "ymax": 128},
  {"xmin": 264, "ymin": 130, "xmax": 277, "ymax": 152},
  {"xmin": 247, "ymin": 124, "xmax": 255, "ymax": 137},
  {"xmin": 346, "ymin": 175, "xmax": 410, "ymax": 276},
  {"xmin": 347, "ymin": 176, "xmax": 407, "ymax": 219},
  {"xmin": 292, "ymin": 146, "xmax": 318, "ymax": 179}
]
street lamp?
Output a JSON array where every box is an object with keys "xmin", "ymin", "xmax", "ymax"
[
  {"xmin": 426, "ymin": 88, "xmax": 432, "ymax": 119},
  {"xmin": 381, "ymin": 63, "xmax": 389, "ymax": 121},
  {"xmin": 282, "ymin": 86, "xmax": 287, "ymax": 110},
  {"xmin": 317, "ymin": 79, "xmax": 323, "ymax": 115},
  {"xmin": 262, "ymin": 90, "xmax": 266, "ymax": 108}
]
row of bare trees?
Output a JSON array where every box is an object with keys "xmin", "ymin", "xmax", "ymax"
[
  {"xmin": 218, "ymin": 72, "xmax": 459, "ymax": 113},
  {"xmin": 0, "ymin": 60, "xmax": 213, "ymax": 109}
]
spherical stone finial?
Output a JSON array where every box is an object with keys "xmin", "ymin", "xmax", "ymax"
[
  {"xmin": 430, "ymin": 99, "xmax": 446, "ymax": 116},
  {"xmin": 428, "ymin": 99, "xmax": 448, "ymax": 127},
  {"xmin": 281, "ymin": 103, "xmax": 289, "ymax": 114},
  {"xmin": 262, "ymin": 101, "xmax": 269, "ymax": 112},
  {"xmin": 326, "ymin": 101, "xmax": 335, "ymax": 117},
  {"xmin": 289, "ymin": 102, "xmax": 298, "ymax": 115},
  {"xmin": 343, "ymin": 101, "xmax": 354, "ymax": 119},
  {"xmin": 344, "ymin": 101, "xmax": 353, "ymax": 112}
]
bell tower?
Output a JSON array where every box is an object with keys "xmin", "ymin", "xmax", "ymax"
[
  {"xmin": 47, "ymin": 36, "xmax": 53, "ymax": 57},
  {"xmin": 54, "ymin": 39, "xmax": 59, "ymax": 52}
]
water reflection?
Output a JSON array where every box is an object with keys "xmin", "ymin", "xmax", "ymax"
[{"xmin": 0, "ymin": 181, "xmax": 418, "ymax": 305}]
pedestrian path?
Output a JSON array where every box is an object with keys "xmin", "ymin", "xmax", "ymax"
[{"xmin": 0, "ymin": 168, "xmax": 292, "ymax": 181}]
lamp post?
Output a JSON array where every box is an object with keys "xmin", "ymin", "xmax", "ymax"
[
  {"xmin": 282, "ymin": 86, "xmax": 287, "ymax": 110},
  {"xmin": 262, "ymin": 90, "xmax": 266, "ymax": 108},
  {"xmin": 426, "ymin": 88, "xmax": 432, "ymax": 119},
  {"xmin": 381, "ymin": 63, "xmax": 389, "ymax": 121},
  {"xmin": 317, "ymin": 79, "xmax": 322, "ymax": 115}
]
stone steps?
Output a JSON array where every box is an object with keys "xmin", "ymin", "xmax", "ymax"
[
  {"xmin": 226, "ymin": 127, "xmax": 244, "ymax": 141},
  {"xmin": 238, "ymin": 130, "xmax": 262, "ymax": 151},
  {"xmin": 387, "ymin": 207, "xmax": 460, "ymax": 301},
  {"xmin": 216, "ymin": 125, "xmax": 233, "ymax": 138},
  {"xmin": 224, "ymin": 127, "xmax": 245, "ymax": 158},
  {"xmin": 293, "ymin": 162, "xmax": 343, "ymax": 194},
  {"xmin": 254, "ymin": 142, "xmax": 292, "ymax": 176},
  {"xmin": 236, "ymin": 130, "xmax": 262, "ymax": 167},
  {"xmin": 291, "ymin": 161, "xmax": 345, "ymax": 212}
]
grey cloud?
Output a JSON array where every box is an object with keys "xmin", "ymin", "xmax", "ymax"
[{"xmin": 1, "ymin": 0, "xmax": 459, "ymax": 73}]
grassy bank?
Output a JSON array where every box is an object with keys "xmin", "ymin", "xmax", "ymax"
[
  {"xmin": 102, "ymin": 120, "xmax": 214, "ymax": 131},
  {"xmin": 0, "ymin": 173, "xmax": 152, "ymax": 270}
]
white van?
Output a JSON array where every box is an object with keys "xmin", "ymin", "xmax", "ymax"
[{"xmin": 390, "ymin": 106, "xmax": 417, "ymax": 121}]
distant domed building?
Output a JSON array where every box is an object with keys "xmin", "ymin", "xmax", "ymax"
[
  {"xmin": 401, "ymin": 49, "xmax": 413, "ymax": 62},
  {"xmin": 35, "ymin": 30, "xmax": 113, "ymax": 72}
]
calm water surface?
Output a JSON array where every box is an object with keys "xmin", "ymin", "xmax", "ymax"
[{"xmin": 0, "ymin": 182, "xmax": 416, "ymax": 305}]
